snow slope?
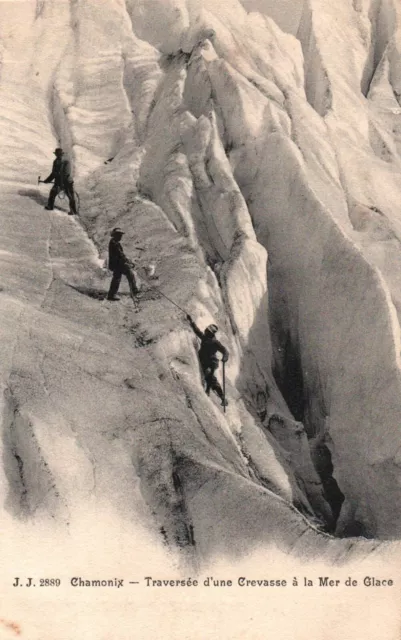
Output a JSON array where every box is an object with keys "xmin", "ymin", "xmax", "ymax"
[{"xmin": 1, "ymin": 0, "xmax": 401, "ymax": 600}]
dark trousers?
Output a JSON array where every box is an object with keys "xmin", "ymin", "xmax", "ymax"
[
  {"xmin": 47, "ymin": 182, "xmax": 77, "ymax": 214},
  {"xmin": 108, "ymin": 266, "xmax": 138, "ymax": 299},
  {"xmin": 202, "ymin": 361, "xmax": 224, "ymax": 399}
]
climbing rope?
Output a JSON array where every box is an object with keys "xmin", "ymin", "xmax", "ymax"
[{"xmin": 135, "ymin": 265, "xmax": 188, "ymax": 316}]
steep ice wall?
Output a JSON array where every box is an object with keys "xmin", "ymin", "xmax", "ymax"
[
  {"xmin": 293, "ymin": 0, "xmax": 401, "ymax": 536},
  {"xmin": 239, "ymin": 0, "xmax": 305, "ymax": 36},
  {"xmin": 0, "ymin": 0, "xmax": 401, "ymax": 572}
]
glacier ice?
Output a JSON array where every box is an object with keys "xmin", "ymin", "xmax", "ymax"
[{"xmin": 0, "ymin": 0, "xmax": 401, "ymax": 573}]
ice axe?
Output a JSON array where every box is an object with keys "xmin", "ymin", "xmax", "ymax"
[
  {"xmin": 222, "ymin": 358, "xmax": 226, "ymax": 413},
  {"xmin": 38, "ymin": 176, "xmax": 52, "ymax": 185}
]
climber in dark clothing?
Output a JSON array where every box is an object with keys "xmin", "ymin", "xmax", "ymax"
[
  {"xmin": 43, "ymin": 148, "xmax": 77, "ymax": 215},
  {"xmin": 187, "ymin": 315, "xmax": 229, "ymax": 406},
  {"xmin": 107, "ymin": 227, "xmax": 139, "ymax": 301}
]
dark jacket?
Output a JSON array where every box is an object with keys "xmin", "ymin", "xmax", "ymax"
[
  {"xmin": 108, "ymin": 238, "xmax": 130, "ymax": 272},
  {"xmin": 189, "ymin": 319, "xmax": 229, "ymax": 366},
  {"xmin": 44, "ymin": 158, "xmax": 73, "ymax": 187}
]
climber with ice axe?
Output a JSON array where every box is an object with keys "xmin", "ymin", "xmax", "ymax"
[
  {"xmin": 39, "ymin": 147, "xmax": 78, "ymax": 215},
  {"xmin": 187, "ymin": 315, "xmax": 229, "ymax": 408}
]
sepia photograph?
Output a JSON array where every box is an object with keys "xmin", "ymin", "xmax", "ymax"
[{"xmin": 0, "ymin": 0, "xmax": 400, "ymax": 637}]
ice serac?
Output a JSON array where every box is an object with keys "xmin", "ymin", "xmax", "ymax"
[
  {"xmin": 292, "ymin": 0, "xmax": 401, "ymax": 537},
  {"xmin": 0, "ymin": 0, "xmax": 400, "ymax": 570}
]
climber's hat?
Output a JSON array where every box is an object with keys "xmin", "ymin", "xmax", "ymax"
[
  {"xmin": 111, "ymin": 227, "xmax": 124, "ymax": 237},
  {"xmin": 205, "ymin": 324, "xmax": 218, "ymax": 335}
]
